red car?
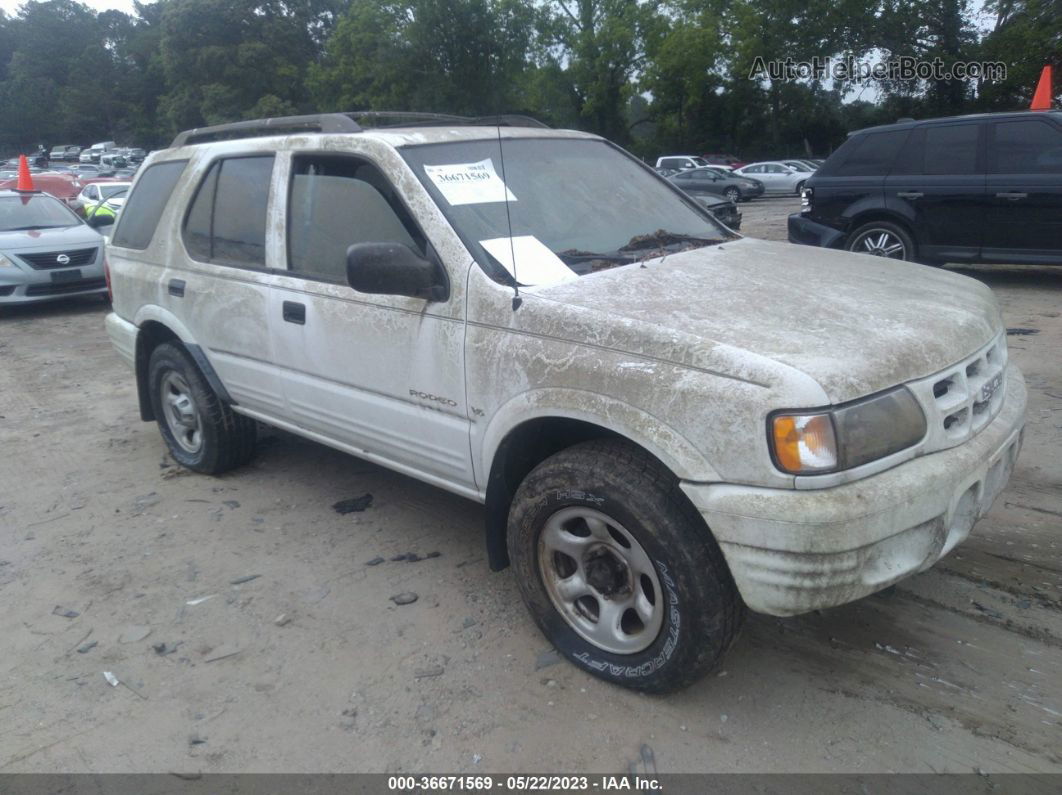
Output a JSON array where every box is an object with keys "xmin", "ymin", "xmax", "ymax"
[{"xmin": 0, "ymin": 172, "xmax": 84, "ymax": 211}]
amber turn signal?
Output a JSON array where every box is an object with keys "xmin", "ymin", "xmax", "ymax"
[{"xmin": 771, "ymin": 413, "xmax": 838, "ymax": 474}]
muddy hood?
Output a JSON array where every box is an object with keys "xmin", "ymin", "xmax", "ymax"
[{"xmin": 530, "ymin": 238, "xmax": 1002, "ymax": 403}]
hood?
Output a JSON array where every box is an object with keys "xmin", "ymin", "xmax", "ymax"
[
  {"xmin": 529, "ymin": 238, "xmax": 1001, "ymax": 403},
  {"xmin": 0, "ymin": 224, "xmax": 103, "ymax": 252}
]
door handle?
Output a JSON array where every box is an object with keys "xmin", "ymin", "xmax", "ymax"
[
  {"xmin": 995, "ymin": 192, "xmax": 1027, "ymax": 200},
  {"xmin": 168, "ymin": 279, "xmax": 185, "ymax": 297},
  {"xmin": 896, "ymin": 191, "xmax": 924, "ymax": 199},
  {"xmin": 282, "ymin": 301, "xmax": 305, "ymax": 325}
]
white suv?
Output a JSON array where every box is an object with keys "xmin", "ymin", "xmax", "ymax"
[{"xmin": 105, "ymin": 113, "xmax": 1026, "ymax": 692}]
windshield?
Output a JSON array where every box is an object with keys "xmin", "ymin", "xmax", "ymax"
[
  {"xmin": 402, "ymin": 138, "xmax": 731, "ymax": 284},
  {"xmin": 0, "ymin": 195, "xmax": 81, "ymax": 230},
  {"xmin": 690, "ymin": 157, "xmax": 709, "ymax": 166}
]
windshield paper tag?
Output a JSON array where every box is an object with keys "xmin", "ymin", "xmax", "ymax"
[
  {"xmin": 480, "ymin": 236, "xmax": 576, "ymax": 286},
  {"xmin": 424, "ymin": 159, "xmax": 517, "ymax": 206}
]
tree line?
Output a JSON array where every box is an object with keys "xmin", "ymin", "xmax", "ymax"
[{"xmin": 0, "ymin": 0, "xmax": 1056, "ymax": 160}]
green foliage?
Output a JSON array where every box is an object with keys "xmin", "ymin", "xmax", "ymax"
[{"xmin": 0, "ymin": 0, "xmax": 1055, "ymax": 157}]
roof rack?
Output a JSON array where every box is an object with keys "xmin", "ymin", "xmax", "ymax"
[{"xmin": 170, "ymin": 111, "xmax": 550, "ymax": 148}]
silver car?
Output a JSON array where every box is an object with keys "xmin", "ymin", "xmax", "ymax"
[
  {"xmin": 733, "ymin": 161, "xmax": 811, "ymax": 195},
  {"xmin": 0, "ymin": 189, "xmax": 107, "ymax": 305}
]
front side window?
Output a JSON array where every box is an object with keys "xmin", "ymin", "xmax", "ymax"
[
  {"xmin": 287, "ymin": 155, "xmax": 425, "ymax": 282},
  {"xmin": 182, "ymin": 155, "xmax": 274, "ymax": 267},
  {"xmin": 990, "ymin": 120, "xmax": 1062, "ymax": 174}
]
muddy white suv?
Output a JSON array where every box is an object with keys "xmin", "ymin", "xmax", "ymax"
[{"xmin": 105, "ymin": 113, "xmax": 1026, "ymax": 692}]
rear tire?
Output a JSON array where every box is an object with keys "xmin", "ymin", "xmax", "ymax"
[
  {"xmin": 845, "ymin": 220, "xmax": 916, "ymax": 262},
  {"xmin": 723, "ymin": 187, "xmax": 741, "ymax": 203},
  {"xmin": 507, "ymin": 439, "xmax": 744, "ymax": 693},
  {"xmin": 148, "ymin": 342, "xmax": 256, "ymax": 474}
]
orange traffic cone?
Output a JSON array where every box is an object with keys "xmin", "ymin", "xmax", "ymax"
[
  {"xmin": 15, "ymin": 154, "xmax": 35, "ymax": 192},
  {"xmin": 1031, "ymin": 65, "xmax": 1053, "ymax": 111}
]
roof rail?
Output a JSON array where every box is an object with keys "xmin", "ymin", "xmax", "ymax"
[
  {"xmin": 171, "ymin": 113, "xmax": 362, "ymax": 148},
  {"xmin": 170, "ymin": 110, "xmax": 551, "ymax": 148}
]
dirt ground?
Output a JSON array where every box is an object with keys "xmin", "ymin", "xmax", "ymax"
[{"xmin": 1, "ymin": 197, "xmax": 1059, "ymax": 775}]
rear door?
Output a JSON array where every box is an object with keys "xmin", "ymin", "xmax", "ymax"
[
  {"xmin": 812, "ymin": 129, "xmax": 908, "ymax": 230},
  {"xmin": 983, "ymin": 117, "xmax": 1062, "ymax": 263},
  {"xmin": 885, "ymin": 122, "xmax": 986, "ymax": 262},
  {"xmin": 172, "ymin": 154, "xmax": 285, "ymax": 416}
]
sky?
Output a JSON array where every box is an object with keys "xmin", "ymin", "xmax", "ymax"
[{"xmin": 0, "ymin": 0, "xmax": 138, "ymax": 14}]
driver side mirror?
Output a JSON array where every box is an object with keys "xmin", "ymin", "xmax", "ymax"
[
  {"xmin": 86, "ymin": 212, "xmax": 114, "ymax": 228},
  {"xmin": 346, "ymin": 242, "xmax": 447, "ymax": 302}
]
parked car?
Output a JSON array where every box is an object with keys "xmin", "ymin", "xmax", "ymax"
[
  {"xmin": 0, "ymin": 172, "xmax": 85, "ymax": 210},
  {"xmin": 80, "ymin": 141, "xmax": 117, "ymax": 164},
  {"xmin": 789, "ymin": 110, "xmax": 1062, "ymax": 264},
  {"xmin": 50, "ymin": 144, "xmax": 79, "ymax": 161},
  {"xmin": 0, "ymin": 189, "xmax": 107, "ymax": 304},
  {"xmin": 781, "ymin": 160, "xmax": 817, "ymax": 173},
  {"xmin": 693, "ymin": 194, "xmax": 742, "ymax": 229},
  {"xmin": 106, "ymin": 113, "xmax": 1025, "ymax": 692},
  {"xmin": 668, "ymin": 166, "xmax": 764, "ymax": 202},
  {"xmin": 74, "ymin": 180, "xmax": 132, "ymax": 216},
  {"xmin": 655, "ymin": 155, "xmax": 710, "ymax": 171},
  {"xmin": 701, "ymin": 153, "xmax": 746, "ymax": 169},
  {"xmin": 733, "ymin": 161, "xmax": 810, "ymax": 195}
]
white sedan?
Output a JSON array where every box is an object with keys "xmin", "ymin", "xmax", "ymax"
[{"xmin": 732, "ymin": 161, "xmax": 810, "ymax": 195}]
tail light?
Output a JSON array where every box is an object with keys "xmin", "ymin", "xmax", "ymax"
[
  {"xmin": 103, "ymin": 255, "xmax": 113, "ymax": 302},
  {"xmin": 800, "ymin": 187, "xmax": 813, "ymax": 212}
]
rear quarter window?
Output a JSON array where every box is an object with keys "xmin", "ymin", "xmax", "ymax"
[
  {"xmin": 111, "ymin": 160, "xmax": 188, "ymax": 249},
  {"xmin": 829, "ymin": 130, "xmax": 909, "ymax": 177}
]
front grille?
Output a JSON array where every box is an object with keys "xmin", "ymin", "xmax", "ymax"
[
  {"xmin": 17, "ymin": 248, "xmax": 98, "ymax": 270},
  {"xmin": 24, "ymin": 278, "xmax": 105, "ymax": 296},
  {"xmin": 906, "ymin": 333, "xmax": 1008, "ymax": 453}
]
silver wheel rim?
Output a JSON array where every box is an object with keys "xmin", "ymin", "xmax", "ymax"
[
  {"xmin": 725, "ymin": 188, "xmax": 739, "ymax": 202},
  {"xmin": 852, "ymin": 229, "xmax": 906, "ymax": 258},
  {"xmin": 160, "ymin": 371, "xmax": 202, "ymax": 454},
  {"xmin": 537, "ymin": 507, "xmax": 664, "ymax": 655}
]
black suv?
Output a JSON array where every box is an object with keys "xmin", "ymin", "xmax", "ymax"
[{"xmin": 789, "ymin": 110, "xmax": 1062, "ymax": 265}]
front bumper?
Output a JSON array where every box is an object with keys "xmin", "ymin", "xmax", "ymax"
[
  {"xmin": 682, "ymin": 365, "xmax": 1027, "ymax": 616},
  {"xmin": 0, "ymin": 258, "xmax": 106, "ymax": 304},
  {"xmin": 105, "ymin": 312, "xmax": 138, "ymax": 370},
  {"xmin": 787, "ymin": 212, "xmax": 845, "ymax": 248}
]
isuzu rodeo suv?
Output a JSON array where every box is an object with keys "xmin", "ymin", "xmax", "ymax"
[{"xmin": 104, "ymin": 113, "xmax": 1026, "ymax": 692}]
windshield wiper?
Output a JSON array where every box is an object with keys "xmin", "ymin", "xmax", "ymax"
[
  {"xmin": 8, "ymin": 224, "xmax": 66, "ymax": 230},
  {"xmin": 620, "ymin": 230, "xmax": 725, "ymax": 252}
]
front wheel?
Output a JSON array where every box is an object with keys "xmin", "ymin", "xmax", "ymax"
[
  {"xmin": 846, "ymin": 221, "xmax": 916, "ymax": 261},
  {"xmin": 507, "ymin": 439, "xmax": 745, "ymax": 693}
]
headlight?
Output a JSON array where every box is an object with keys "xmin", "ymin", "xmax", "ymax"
[
  {"xmin": 770, "ymin": 387, "xmax": 926, "ymax": 474},
  {"xmin": 0, "ymin": 253, "xmax": 16, "ymax": 269}
]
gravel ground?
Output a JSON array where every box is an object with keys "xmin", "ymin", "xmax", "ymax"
[{"xmin": 0, "ymin": 198, "xmax": 1059, "ymax": 774}]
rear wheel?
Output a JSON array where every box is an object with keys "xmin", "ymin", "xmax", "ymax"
[
  {"xmin": 148, "ymin": 342, "xmax": 256, "ymax": 474},
  {"xmin": 507, "ymin": 439, "xmax": 744, "ymax": 693},
  {"xmin": 723, "ymin": 187, "xmax": 741, "ymax": 203},
  {"xmin": 846, "ymin": 220, "xmax": 916, "ymax": 261}
]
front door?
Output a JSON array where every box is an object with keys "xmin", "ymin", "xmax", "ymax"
[
  {"xmin": 267, "ymin": 150, "xmax": 476, "ymax": 493},
  {"xmin": 983, "ymin": 117, "xmax": 1062, "ymax": 263}
]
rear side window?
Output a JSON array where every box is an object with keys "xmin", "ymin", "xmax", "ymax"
[
  {"xmin": 923, "ymin": 124, "xmax": 980, "ymax": 175},
  {"xmin": 990, "ymin": 120, "xmax": 1062, "ymax": 174},
  {"xmin": 832, "ymin": 130, "xmax": 909, "ymax": 177},
  {"xmin": 111, "ymin": 160, "xmax": 187, "ymax": 249},
  {"xmin": 287, "ymin": 155, "xmax": 425, "ymax": 282},
  {"xmin": 182, "ymin": 155, "xmax": 274, "ymax": 267}
]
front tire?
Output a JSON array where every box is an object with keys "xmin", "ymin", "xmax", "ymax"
[
  {"xmin": 845, "ymin": 220, "xmax": 916, "ymax": 261},
  {"xmin": 507, "ymin": 439, "xmax": 744, "ymax": 693},
  {"xmin": 148, "ymin": 342, "xmax": 256, "ymax": 474}
]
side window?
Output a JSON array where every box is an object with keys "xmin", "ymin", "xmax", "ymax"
[
  {"xmin": 923, "ymin": 124, "xmax": 980, "ymax": 175},
  {"xmin": 111, "ymin": 160, "xmax": 188, "ymax": 250},
  {"xmin": 287, "ymin": 155, "xmax": 425, "ymax": 283},
  {"xmin": 834, "ymin": 130, "xmax": 909, "ymax": 177},
  {"xmin": 182, "ymin": 155, "xmax": 274, "ymax": 267},
  {"xmin": 673, "ymin": 171, "xmax": 693, "ymax": 181},
  {"xmin": 745, "ymin": 165, "xmax": 762, "ymax": 174},
  {"xmin": 660, "ymin": 159, "xmax": 679, "ymax": 169},
  {"xmin": 990, "ymin": 120, "xmax": 1062, "ymax": 174}
]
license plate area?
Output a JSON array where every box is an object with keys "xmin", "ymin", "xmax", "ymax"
[
  {"xmin": 980, "ymin": 372, "xmax": 1003, "ymax": 403},
  {"xmin": 51, "ymin": 269, "xmax": 82, "ymax": 283}
]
